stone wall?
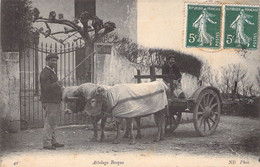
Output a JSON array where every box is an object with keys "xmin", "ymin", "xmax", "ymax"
[
  {"xmin": 0, "ymin": 52, "xmax": 20, "ymax": 134},
  {"xmin": 94, "ymin": 45, "xmax": 152, "ymax": 85}
]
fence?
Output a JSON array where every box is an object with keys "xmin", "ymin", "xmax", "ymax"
[{"xmin": 20, "ymin": 41, "xmax": 92, "ymax": 130}]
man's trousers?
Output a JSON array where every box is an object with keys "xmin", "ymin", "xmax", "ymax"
[{"xmin": 42, "ymin": 103, "xmax": 61, "ymax": 147}]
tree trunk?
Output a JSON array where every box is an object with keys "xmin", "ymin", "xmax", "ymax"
[
  {"xmin": 232, "ymin": 81, "xmax": 238, "ymax": 101},
  {"xmin": 85, "ymin": 41, "xmax": 94, "ymax": 83}
]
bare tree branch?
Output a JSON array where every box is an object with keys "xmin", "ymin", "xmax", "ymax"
[
  {"xmin": 33, "ymin": 10, "xmax": 116, "ymax": 45},
  {"xmin": 217, "ymin": 64, "xmax": 251, "ymax": 98}
]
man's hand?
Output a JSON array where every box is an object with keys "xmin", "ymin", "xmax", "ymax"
[
  {"xmin": 56, "ymin": 81, "xmax": 63, "ymax": 88},
  {"xmin": 61, "ymin": 85, "xmax": 65, "ymax": 91},
  {"xmin": 172, "ymin": 80, "xmax": 179, "ymax": 87}
]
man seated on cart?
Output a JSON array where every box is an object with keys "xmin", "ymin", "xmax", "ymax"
[{"xmin": 162, "ymin": 54, "xmax": 186, "ymax": 99}]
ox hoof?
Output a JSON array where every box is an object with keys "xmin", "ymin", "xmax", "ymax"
[
  {"xmin": 90, "ymin": 137, "xmax": 98, "ymax": 142},
  {"xmin": 129, "ymin": 140, "xmax": 136, "ymax": 145},
  {"xmin": 136, "ymin": 134, "xmax": 142, "ymax": 139},
  {"xmin": 123, "ymin": 134, "xmax": 129, "ymax": 138},
  {"xmin": 160, "ymin": 137, "xmax": 165, "ymax": 141},
  {"xmin": 113, "ymin": 139, "xmax": 120, "ymax": 144},
  {"xmin": 153, "ymin": 138, "xmax": 160, "ymax": 142},
  {"xmin": 100, "ymin": 137, "xmax": 105, "ymax": 142}
]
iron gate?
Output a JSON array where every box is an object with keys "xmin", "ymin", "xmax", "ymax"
[{"xmin": 20, "ymin": 41, "xmax": 92, "ymax": 130}]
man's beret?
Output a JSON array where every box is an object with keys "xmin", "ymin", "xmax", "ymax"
[{"xmin": 46, "ymin": 53, "xmax": 59, "ymax": 61}]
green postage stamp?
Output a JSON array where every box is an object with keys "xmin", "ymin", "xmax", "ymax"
[
  {"xmin": 223, "ymin": 5, "xmax": 259, "ymax": 49},
  {"xmin": 186, "ymin": 4, "xmax": 221, "ymax": 49}
]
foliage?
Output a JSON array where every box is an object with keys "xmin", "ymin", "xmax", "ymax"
[
  {"xmin": 1, "ymin": 0, "xmax": 35, "ymax": 51},
  {"xmin": 216, "ymin": 64, "xmax": 247, "ymax": 95},
  {"xmin": 215, "ymin": 63, "xmax": 259, "ymax": 98},
  {"xmin": 240, "ymin": 77, "xmax": 258, "ymax": 97},
  {"xmin": 199, "ymin": 61, "xmax": 216, "ymax": 86},
  {"xmin": 102, "ymin": 34, "xmax": 202, "ymax": 78}
]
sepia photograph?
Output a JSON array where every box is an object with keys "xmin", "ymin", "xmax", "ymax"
[{"xmin": 0, "ymin": 0, "xmax": 259, "ymax": 166}]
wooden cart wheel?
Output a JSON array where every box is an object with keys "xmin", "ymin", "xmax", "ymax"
[
  {"xmin": 193, "ymin": 88, "xmax": 221, "ymax": 136},
  {"xmin": 165, "ymin": 110, "xmax": 182, "ymax": 134}
]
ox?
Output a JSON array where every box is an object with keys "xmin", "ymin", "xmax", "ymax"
[
  {"xmin": 62, "ymin": 83, "xmax": 141, "ymax": 142},
  {"xmin": 62, "ymin": 83, "xmax": 108, "ymax": 142},
  {"xmin": 86, "ymin": 81, "xmax": 169, "ymax": 144}
]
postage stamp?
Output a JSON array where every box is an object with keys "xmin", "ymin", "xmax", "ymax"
[
  {"xmin": 223, "ymin": 5, "xmax": 259, "ymax": 49},
  {"xmin": 186, "ymin": 4, "xmax": 221, "ymax": 49}
]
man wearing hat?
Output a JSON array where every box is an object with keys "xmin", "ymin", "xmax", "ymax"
[
  {"xmin": 40, "ymin": 53, "xmax": 64, "ymax": 150},
  {"xmin": 162, "ymin": 54, "xmax": 185, "ymax": 98}
]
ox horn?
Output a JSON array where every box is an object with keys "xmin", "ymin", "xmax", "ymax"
[{"xmin": 96, "ymin": 87, "xmax": 105, "ymax": 95}]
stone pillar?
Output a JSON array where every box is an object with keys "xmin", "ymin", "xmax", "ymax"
[
  {"xmin": 0, "ymin": 0, "xmax": 20, "ymax": 133},
  {"xmin": 93, "ymin": 43, "xmax": 112, "ymax": 84},
  {"xmin": 0, "ymin": 52, "xmax": 20, "ymax": 133}
]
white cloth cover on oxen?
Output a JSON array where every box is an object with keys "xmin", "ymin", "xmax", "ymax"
[{"xmin": 106, "ymin": 81, "xmax": 168, "ymax": 118}]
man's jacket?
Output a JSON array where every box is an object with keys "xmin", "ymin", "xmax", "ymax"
[
  {"xmin": 162, "ymin": 63, "xmax": 182, "ymax": 83},
  {"xmin": 40, "ymin": 67, "xmax": 62, "ymax": 103}
]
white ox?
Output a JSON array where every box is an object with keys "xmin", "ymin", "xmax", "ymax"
[
  {"xmin": 62, "ymin": 83, "xmax": 109, "ymax": 142},
  {"xmin": 62, "ymin": 83, "xmax": 141, "ymax": 142},
  {"xmin": 86, "ymin": 81, "xmax": 169, "ymax": 144}
]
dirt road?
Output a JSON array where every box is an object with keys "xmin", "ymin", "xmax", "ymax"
[{"xmin": 1, "ymin": 115, "xmax": 259, "ymax": 166}]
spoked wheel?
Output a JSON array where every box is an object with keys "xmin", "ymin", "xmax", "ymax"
[
  {"xmin": 193, "ymin": 88, "xmax": 221, "ymax": 136},
  {"xmin": 165, "ymin": 111, "xmax": 182, "ymax": 134}
]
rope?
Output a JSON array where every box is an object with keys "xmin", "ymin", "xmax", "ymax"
[{"xmin": 60, "ymin": 44, "xmax": 106, "ymax": 81}]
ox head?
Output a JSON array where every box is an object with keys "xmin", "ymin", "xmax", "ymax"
[
  {"xmin": 62, "ymin": 86, "xmax": 86, "ymax": 114},
  {"xmin": 83, "ymin": 86, "xmax": 109, "ymax": 116},
  {"xmin": 62, "ymin": 83, "xmax": 110, "ymax": 117}
]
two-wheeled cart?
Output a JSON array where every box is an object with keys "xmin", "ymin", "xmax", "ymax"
[
  {"xmin": 134, "ymin": 67, "xmax": 222, "ymax": 136},
  {"xmin": 166, "ymin": 86, "xmax": 222, "ymax": 136}
]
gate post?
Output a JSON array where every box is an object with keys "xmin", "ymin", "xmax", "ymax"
[
  {"xmin": 0, "ymin": 52, "xmax": 20, "ymax": 132},
  {"xmin": 33, "ymin": 32, "xmax": 40, "ymax": 95},
  {"xmin": 137, "ymin": 70, "xmax": 141, "ymax": 83},
  {"xmin": 93, "ymin": 43, "xmax": 112, "ymax": 84},
  {"xmin": 150, "ymin": 66, "xmax": 156, "ymax": 81}
]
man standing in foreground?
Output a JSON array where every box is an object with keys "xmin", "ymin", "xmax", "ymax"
[
  {"xmin": 162, "ymin": 54, "xmax": 185, "ymax": 98},
  {"xmin": 40, "ymin": 53, "xmax": 64, "ymax": 150}
]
